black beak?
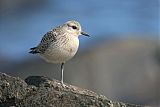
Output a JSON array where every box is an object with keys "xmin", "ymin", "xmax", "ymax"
[{"xmin": 81, "ymin": 31, "xmax": 90, "ymax": 37}]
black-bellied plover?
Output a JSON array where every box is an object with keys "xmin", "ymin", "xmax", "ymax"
[{"xmin": 29, "ymin": 20, "xmax": 89, "ymax": 85}]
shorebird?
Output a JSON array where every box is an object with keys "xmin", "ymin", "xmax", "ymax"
[{"xmin": 29, "ymin": 20, "xmax": 89, "ymax": 85}]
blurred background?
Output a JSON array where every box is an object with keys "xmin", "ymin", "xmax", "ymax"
[{"xmin": 0, "ymin": 0, "xmax": 159, "ymax": 106}]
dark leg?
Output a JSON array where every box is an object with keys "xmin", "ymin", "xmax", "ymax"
[{"xmin": 61, "ymin": 63, "xmax": 65, "ymax": 84}]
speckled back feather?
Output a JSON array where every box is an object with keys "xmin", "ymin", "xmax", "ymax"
[{"xmin": 29, "ymin": 28, "xmax": 59, "ymax": 54}]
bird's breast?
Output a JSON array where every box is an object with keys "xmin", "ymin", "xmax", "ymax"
[
  {"xmin": 41, "ymin": 36, "xmax": 79, "ymax": 63},
  {"xmin": 63, "ymin": 36, "xmax": 79, "ymax": 55}
]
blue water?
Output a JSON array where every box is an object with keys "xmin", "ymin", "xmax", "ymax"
[{"xmin": 0, "ymin": 0, "xmax": 159, "ymax": 60}]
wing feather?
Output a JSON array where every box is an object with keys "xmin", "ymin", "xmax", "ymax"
[{"xmin": 29, "ymin": 30, "xmax": 57, "ymax": 54}]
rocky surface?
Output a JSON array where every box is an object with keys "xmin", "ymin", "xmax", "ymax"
[{"xmin": 0, "ymin": 72, "xmax": 143, "ymax": 107}]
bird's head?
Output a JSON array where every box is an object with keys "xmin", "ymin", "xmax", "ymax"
[{"xmin": 63, "ymin": 20, "xmax": 89, "ymax": 37}]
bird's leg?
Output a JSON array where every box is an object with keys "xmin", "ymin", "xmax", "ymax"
[{"xmin": 60, "ymin": 63, "xmax": 65, "ymax": 85}]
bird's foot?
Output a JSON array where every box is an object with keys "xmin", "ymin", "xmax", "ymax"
[{"xmin": 60, "ymin": 81, "xmax": 66, "ymax": 88}]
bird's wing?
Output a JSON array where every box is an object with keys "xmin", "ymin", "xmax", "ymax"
[{"xmin": 30, "ymin": 30, "xmax": 57, "ymax": 54}]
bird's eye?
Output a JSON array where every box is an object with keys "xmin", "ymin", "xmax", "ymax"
[{"xmin": 72, "ymin": 26, "xmax": 77, "ymax": 29}]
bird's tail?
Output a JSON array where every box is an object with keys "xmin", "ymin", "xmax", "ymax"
[{"xmin": 29, "ymin": 47, "xmax": 40, "ymax": 54}]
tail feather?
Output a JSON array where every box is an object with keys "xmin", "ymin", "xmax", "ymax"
[{"xmin": 29, "ymin": 47, "xmax": 40, "ymax": 54}]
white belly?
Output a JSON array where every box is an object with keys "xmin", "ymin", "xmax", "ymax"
[{"xmin": 40, "ymin": 36, "xmax": 79, "ymax": 63}]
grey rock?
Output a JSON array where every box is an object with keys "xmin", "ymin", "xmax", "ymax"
[{"xmin": 0, "ymin": 72, "xmax": 143, "ymax": 107}]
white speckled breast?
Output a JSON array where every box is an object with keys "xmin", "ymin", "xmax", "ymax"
[{"xmin": 40, "ymin": 35, "xmax": 79, "ymax": 63}]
